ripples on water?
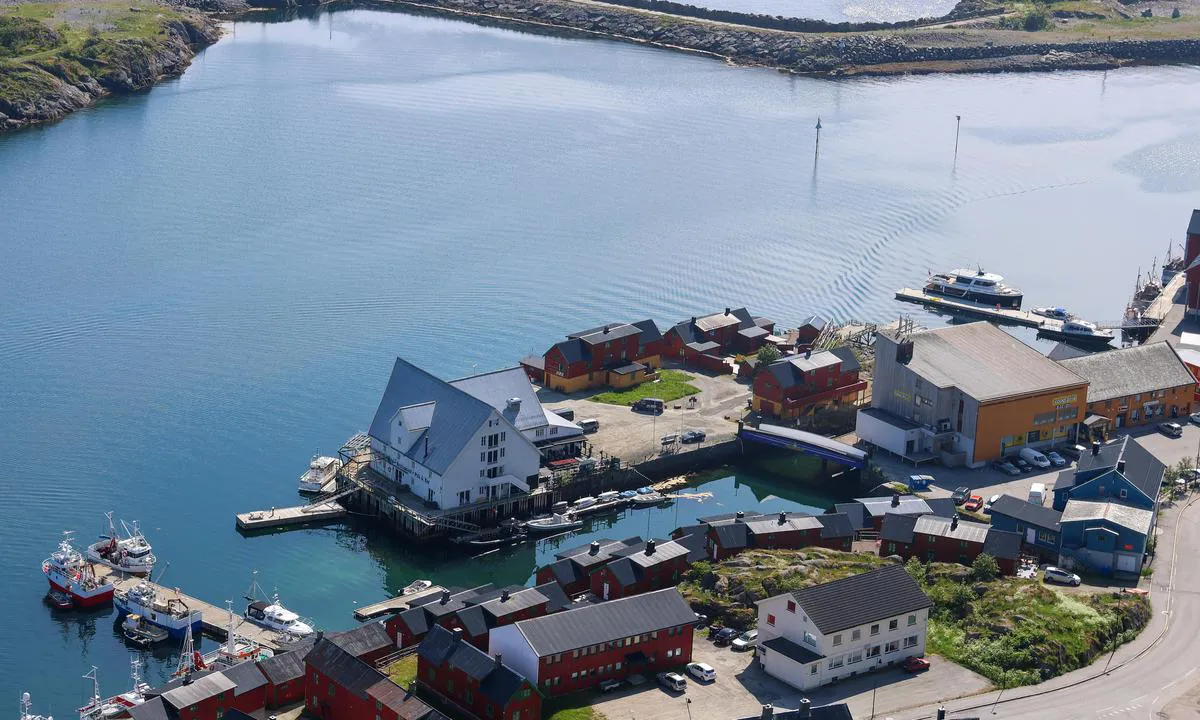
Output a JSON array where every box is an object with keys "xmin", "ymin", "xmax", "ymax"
[{"xmin": 2, "ymin": 7, "xmax": 1200, "ymax": 703}]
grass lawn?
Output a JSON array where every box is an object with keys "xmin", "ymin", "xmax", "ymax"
[
  {"xmin": 385, "ymin": 654, "xmax": 418, "ymax": 688},
  {"xmin": 589, "ymin": 370, "xmax": 700, "ymax": 406},
  {"xmin": 543, "ymin": 697, "xmax": 608, "ymax": 720}
]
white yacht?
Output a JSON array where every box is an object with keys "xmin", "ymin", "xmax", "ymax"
[
  {"xmin": 245, "ymin": 597, "xmax": 314, "ymax": 637},
  {"xmin": 524, "ymin": 512, "xmax": 583, "ymax": 533},
  {"xmin": 298, "ymin": 454, "xmax": 343, "ymax": 494},
  {"xmin": 1038, "ymin": 319, "xmax": 1115, "ymax": 349},
  {"xmin": 925, "ymin": 268, "xmax": 1023, "ymax": 309}
]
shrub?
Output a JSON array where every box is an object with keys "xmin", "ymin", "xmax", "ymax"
[
  {"xmin": 1024, "ymin": 10, "xmax": 1049, "ymax": 29},
  {"xmin": 756, "ymin": 344, "xmax": 781, "ymax": 365},
  {"xmin": 972, "ymin": 553, "xmax": 1000, "ymax": 582}
]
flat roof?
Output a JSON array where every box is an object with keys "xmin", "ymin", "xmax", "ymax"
[{"xmin": 896, "ymin": 322, "xmax": 1086, "ymax": 403}]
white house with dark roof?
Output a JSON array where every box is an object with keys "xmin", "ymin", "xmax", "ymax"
[
  {"xmin": 755, "ymin": 564, "xmax": 931, "ymax": 691},
  {"xmin": 369, "ymin": 357, "xmax": 543, "ymax": 510},
  {"xmin": 449, "ymin": 365, "xmax": 584, "ymax": 459}
]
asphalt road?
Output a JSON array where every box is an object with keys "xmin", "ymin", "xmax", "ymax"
[{"xmin": 903, "ymin": 424, "xmax": 1200, "ymax": 720}]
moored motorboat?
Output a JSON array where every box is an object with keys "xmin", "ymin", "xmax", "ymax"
[
  {"xmin": 524, "ymin": 512, "xmax": 583, "ymax": 533},
  {"xmin": 43, "ymin": 534, "xmax": 114, "ymax": 609},
  {"xmin": 202, "ymin": 602, "xmax": 275, "ymax": 668},
  {"xmin": 619, "ymin": 490, "xmax": 638, "ymax": 499},
  {"xmin": 86, "ymin": 513, "xmax": 155, "ymax": 576},
  {"xmin": 114, "ymin": 582, "xmax": 203, "ymax": 638},
  {"xmin": 1038, "ymin": 319, "xmax": 1115, "ymax": 349},
  {"xmin": 45, "ymin": 589, "xmax": 74, "ymax": 610},
  {"xmin": 597, "ymin": 490, "xmax": 621, "ymax": 503},
  {"xmin": 298, "ymin": 453, "xmax": 343, "ymax": 494},
  {"xmin": 636, "ymin": 486, "xmax": 655, "ymax": 494},
  {"xmin": 453, "ymin": 519, "xmax": 528, "ymax": 548},
  {"xmin": 120, "ymin": 614, "xmax": 169, "ymax": 647},
  {"xmin": 243, "ymin": 571, "xmax": 315, "ymax": 637},
  {"xmin": 571, "ymin": 496, "xmax": 597, "ymax": 511},
  {"xmin": 631, "ymin": 491, "xmax": 667, "ymax": 506},
  {"xmin": 1032, "ymin": 306, "xmax": 1070, "ymax": 320},
  {"xmin": 924, "ymin": 268, "xmax": 1023, "ymax": 309},
  {"xmin": 401, "ymin": 579, "xmax": 433, "ymax": 596}
]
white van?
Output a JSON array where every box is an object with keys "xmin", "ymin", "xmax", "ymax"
[
  {"xmin": 1019, "ymin": 447, "xmax": 1051, "ymax": 469},
  {"xmin": 1028, "ymin": 482, "xmax": 1047, "ymax": 506}
]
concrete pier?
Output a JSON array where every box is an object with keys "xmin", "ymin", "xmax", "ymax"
[
  {"xmin": 235, "ymin": 500, "xmax": 347, "ymax": 531},
  {"xmin": 352, "ymin": 584, "xmax": 446, "ymax": 621}
]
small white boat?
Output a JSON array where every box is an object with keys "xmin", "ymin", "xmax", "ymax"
[
  {"xmin": 631, "ymin": 491, "xmax": 667, "ymax": 506},
  {"xmin": 401, "ymin": 579, "xmax": 433, "ymax": 596},
  {"xmin": 524, "ymin": 513, "xmax": 583, "ymax": 533},
  {"xmin": 202, "ymin": 602, "xmax": 275, "ymax": 668},
  {"xmin": 597, "ymin": 490, "xmax": 621, "ymax": 503},
  {"xmin": 244, "ymin": 572, "xmax": 313, "ymax": 637},
  {"xmin": 299, "ymin": 454, "xmax": 343, "ymax": 494},
  {"xmin": 571, "ymin": 496, "xmax": 597, "ymax": 510},
  {"xmin": 86, "ymin": 513, "xmax": 155, "ymax": 576},
  {"xmin": 1032, "ymin": 306, "xmax": 1070, "ymax": 320}
]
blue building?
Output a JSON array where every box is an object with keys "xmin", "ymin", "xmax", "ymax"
[
  {"xmin": 1052, "ymin": 437, "xmax": 1163, "ymax": 512},
  {"xmin": 1059, "ymin": 500, "xmax": 1155, "ymax": 575},
  {"xmin": 987, "ymin": 494, "xmax": 1062, "ymax": 559}
]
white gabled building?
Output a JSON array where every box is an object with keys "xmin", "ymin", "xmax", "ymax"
[
  {"xmin": 448, "ymin": 366, "xmax": 584, "ymax": 460},
  {"xmin": 368, "ymin": 358, "xmax": 544, "ymax": 511},
  {"xmin": 755, "ymin": 564, "xmax": 931, "ymax": 691}
]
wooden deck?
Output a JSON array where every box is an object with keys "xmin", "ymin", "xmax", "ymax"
[
  {"xmin": 235, "ymin": 500, "xmax": 347, "ymax": 531},
  {"xmin": 93, "ymin": 566, "xmax": 289, "ymax": 650},
  {"xmin": 352, "ymin": 584, "xmax": 446, "ymax": 621},
  {"xmin": 895, "ymin": 288, "xmax": 1064, "ymax": 330}
]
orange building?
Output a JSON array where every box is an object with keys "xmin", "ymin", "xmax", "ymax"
[{"xmin": 1058, "ymin": 341, "xmax": 1195, "ymax": 437}]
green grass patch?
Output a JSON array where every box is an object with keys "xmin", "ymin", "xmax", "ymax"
[
  {"xmin": 543, "ymin": 697, "xmax": 608, "ymax": 720},
  {"xmin": 589, "ymin": 369, "xmax": 700, "ymax": 406},
  {"xmin": 385, "ymin": 654, "xmax": 419, "ymax": 688}
]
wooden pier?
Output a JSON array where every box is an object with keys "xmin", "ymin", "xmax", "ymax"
[
  {"xmin": 894, "ymin": 288, "xmax": 1066, "ymax": 330},
  {"xmin": 352, "ymin": 584, "xmax": 446, "ymax": 621},
  {"xmin": 235, "ymin": 500, "xmax": 347, "ymax": 531},
  {"xmin": 93, "ymin": 566, "xmax": 288, "ymax": 650}
]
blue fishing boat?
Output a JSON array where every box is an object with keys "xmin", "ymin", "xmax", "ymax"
[{"xmin": 113, "ymin": 582, "xmax": 203, "ymax": 638}]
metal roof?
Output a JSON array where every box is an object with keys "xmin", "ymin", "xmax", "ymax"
[
  {"xmin": 1058, "ymin": 342, "xmax": 1194, "ymax": 403},
  {"xmin": 899, "ymin": 322, "xmax": 1086, "ymax": 403},
  {"xmin": 833, "ymin": 503, "xmax": 867, "ymax": 530},
  {"xmin": 760, "ymin": 636, "xmax": 825, "ymax": 665},
  {"xmin": 218, "ymin": 660, "xmax": 268, "ymax": 695},
  {"xmin": 988, "ymin": 494, "xmax": 1061, "ymax": 529},
  {"xmin": 417, "ymin": 626, "xmax": 528, "ymax": 706},
  {"xmin": 913, "ymin": 515, "xmax": 989, "ymax": 544},
  {"xmin": 1070, "ymin": 436, "xmax": 1165, "ymax": 501},
  {"xmin": 817, "ymin": 513, "xmax": 856, "ymax": 539},
  {"xmin": 257, "ymin": 646, "xmax": 308, "ymax": 684},
  {"xmin": 695, "ymin": 308, "xmax": 749, "ymax": 332},
  {"xmin": 366, "ymin": 678, "xmax": 435, "ymax": 720},
  {"xmin": 613, "ymin": 539, "xmax": 691, "ymax": 568},
  {"xmin": 549, "ymin": 338, "xmax": 587, "ymax": 365},
  {"xmin": 982, "ymin": 528, "xmax": 1022, "ymax": 560},
  {"xmin": 449, "ymin": 366, "xmax": 552, "ymax": 433},
  {"xmin": 533, "ymin": 581, "xmax": 571, "ymax": 612},
  {"xmin": 1061, "ymin": 500, "xmax": 1154, "ymax": 535},
  {"xmin": 128, "ymin": 697, "xmax": 170, "ymax": 720},
  {"xmin": 879, "ymin": 513, "xmax": 919, "ymax": 544},
  {"xmin": 161, "ymin": 672, "xmax": 237, "ymax": 709},
  {"xmin": 1047, "ymin": 342, "xmax": 1091, "ymax": 362},
  {"xmin": 855, "ymin": 496, "xmax": 931, "ymax": 518},
  {"xmin": 743, "ymin": 514, "xmax": 823, "ymax": 536},
  {"xmin": 330, "ymin": 621, "xmax": 393, "ymax": 659},
  {"xmin": 570, "ymin": 323, "xmax": 641, "ymax": 345},
  {"xmin": 686, "ymin": 340, "xmax": 722, "ymax": 353},
  {"xmin": 368, "ymin": 357, "xmax": 499, "ymax": 475},
  {"xmin": 610, "ymin": 362, "xmax": 647, "ymax": 375},
  {"xmin": 480, "ymin": 585, "xmax": 553, "ymax": 619},
  {"xmin": 785, "ymin": 565, "xmax": 931, "ymax": 635},
  {"xmin": 711, "ymin": 522, "xmax": 750, "ymax": 550},
  {"xmin": 631, "ymin": 318, "xmax": 663, "ymax": 343},
  {"xmin": 604, "ymin": 557, "xmax": 639, "ymax": 587},
  {"xmin": 511, "ymin": 588, "xmax": 696, "ymax": 656},
  {"xmin": 305, "ymin": 638, "xmax": 387, "ymax": 699}
]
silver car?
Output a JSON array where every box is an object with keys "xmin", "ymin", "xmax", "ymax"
[
  {"xmin": 1043, "ymin": 566, "xmax": 1081, "ymax": 586},
  {"xmin": 731, "ymin": 629, "xmax": 758, "ymax": 651}
]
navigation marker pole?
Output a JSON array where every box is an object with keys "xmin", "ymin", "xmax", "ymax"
[
  {"xmin": 815, "ymin": 117, "xmax": 822, "ymax": 152},
  {"xmin": 954, "ymin": 115, "xmax": 962, "ymax": 162}
]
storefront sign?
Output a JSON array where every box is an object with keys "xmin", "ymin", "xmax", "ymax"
[{"xmin": 1053, "ymin": 394, "xmax": 1078, "ymax": 407}]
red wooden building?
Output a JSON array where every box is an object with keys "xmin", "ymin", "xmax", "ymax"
[
  {"xmin": 256, "ymin": 644, "xmax": 309, "ymax": 708},
  {"xmin": 304, "ymin": 637, "xmax": 437, "ymax": 720},
  {"xmin": 329, "ymin": 622, "xmax": 396, "ymax": 665},
  {"xmin": 218, "ymin": 661, "xmax": 271, "ymax": 715},
  {"xmin": 537, "ymin": 320, "xmax": 664, "ymax": 393},
  {"xmin": 691, "ymin": 511, "xmax": 856, "ymax": 561},
  {"xmin": 879, "ymin": 514, "xmax": 1021, "ymax": 575},
  {"xmin": 488, "ymin": 588, "xmax": 697, "ymax": 696},
  {"xmin": 387, "ymin": 584, "xmax": 500, "ymax": 649},
  {"xmin": 535, "ymin": 537, "xmax": 643, "ymax": 596},
  {"xmin": 158, "ymin": 673, "xmax": 237, "ymax": 720},
  {"xmin": 664, "ymin": 308, "xmax": 775, "ymax": 361},
  {"xmin": 442, "ymin": 583, "xmax": 570, "ymax": 650},
  {"xmin": 417, "ymin": 625, "xmax": 542, "ymax": 720},
  {"xmin": 752, "ymin": 347, "xmax": 866, "ymax": 420},
  {"xmin": 588, "ymin": 538, "xmax": 694, "ymax": 601}
]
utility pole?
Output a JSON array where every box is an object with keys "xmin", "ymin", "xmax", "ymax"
[
  {"xmin": 954, "ymin": 115, "xmax": 962, "ymax": 162},
  {"xmin": 870, "ymin": 673, "xmax": 877, "ymax": 719}
]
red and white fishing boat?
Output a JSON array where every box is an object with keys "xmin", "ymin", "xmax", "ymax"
[
  {"xmin": 43, "ymin": 534, "xmax": 114, "ymax": 608},
  {"xmin": 77, "ymin": 662, "xmax": 147, "ymax": 720}
]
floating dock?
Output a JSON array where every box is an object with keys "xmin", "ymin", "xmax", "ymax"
[
  {"xmin": 895, "ymin": 288, "xmax": 1066, "ymax": 330},
  {"xmin": 93, "ymin": 566, "xmax": 288, "ymax": 650},
  {"xmin": 352, "ymin": 584, "xmax": 447, "ymax": 621},
  {"xmin": 236, "ymin": 500, "xmax": 347, "ymax": 531}
]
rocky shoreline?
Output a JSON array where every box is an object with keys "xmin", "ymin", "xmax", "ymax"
[{"xmin": 0, "ymin": 13, "xmax": 221, "ymax": 133}]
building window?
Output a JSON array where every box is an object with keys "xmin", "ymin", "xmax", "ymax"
[
  {"xmin": 889, "ymin": 619, "xmax": 898, "ymax": 631},
  {"xmin": 1120, "ymin": 489, "xmax": 1128, "ymax": 499},
  {"xmin": 767, "ymin": 614, "xmax": 776, "ymax": 626},
  {"xmin": 786, "ymin": 600, "xmax": 796, "ymax": 613},
  {"xmin": 885, "ymin": 640, "xmax": 899, "ymax": 654},
  {"xmin": 870, "ymin": 624, "xmax": 880, "ymax": 636},
  {"xmin": 810, "ymin": 665, "xmax": 818, "ymax": 675},
  {"xmin": 866, "ymin": 645, "xmax": 881, "ymax": 659},
  {"xmin": 848, "ymin": 651, "xmax": 863, "ymax": 664},
  {"xmin": 908, "ymin": 614, "xmax": 916, "ymax": 626},
  {"xmin": 829, "ymin": 656, "xmax": 844, "ymax": 669},
  {"xmin": 904, "ymin": 635, "xmax": 918, "ymax": 648},
  {"xmin": 803, "ymin": 631, "xmax": 817, "ymax": 647},
  {"xmin": 615, "ymin": 662, "xmax": 622, "ymax": 670},
  {"xmin": 852, "ymin": 629, "xmax": 861, "ymax": 641},
  {"xmin": 832, "ymin": 634, "xmax": 842, "ymax": 646}
]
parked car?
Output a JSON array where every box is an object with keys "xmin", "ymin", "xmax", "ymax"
[
  {"xmin": 983, "ymin": 493, "xmax": 1001, "ymax": 514},
  {"xmin": 1190, "ymin": 412, "xmax": 1200, "ymax": 426},
  {"xmin": 1159, "ymin": 422, "xmax": 1183, "ymax": 438},
  {"xmin": 686, "ymin": 662, "xmax": 717, "ymax": 683},
  {"xmin": 731, "ymin": 629, "xmax": 758, "ymax": 651},
  {"xmin": 599, "ymin": 678, "xmax": 625, "ymax": 693},
  {"xmin": 1043, "ymin": 566, "xmax": 1081, "ymax": 586},
  {"xmin": 1007, "ymin": 455, "xmax": 1033, "ymax": 472},
  {"xmin": 657, "ymin": 671, "xmax": 687, "ymax": 692},
  {"xmin": 992, "ymin": 460, "xmax": 1021, "ymax": 477},
  {"xmin": 1045, "ymin": 451, "xmax": 1067, "ymax": 468},
  {"xmin": 1019, "ymin": 447, "xmax": 1052, "ymax": 469},
  {"xmin": 633, "ymin": 398, "xmax": 665, "ymax": 414},
  {"xmin": 1057, "ymin": 444, "xmax": 1086, "ymax": 461},
  {"xmin": 963, "ymin": 495, "xmax": 984, "ymax": 512},
  {"xmin": 681, "ymin": 430, "xmax": 707, "ymax": 444},
  {"xmin": 693, "ymin": 613, "xmax": 708, "ymax": 628},
  {"xmin": 578, "ymin": 418, "xmax": 600, "ymax": 433},
  {"xmin": 908, "ymin": 474, "xmax": 934, "ymax": 491},
  {"xmin": 951, "ymin": 487, "xmax": 970, "ymax": 504},
  {"xmin": 712, "ymin": 627, "xmax": 738, "ymax": 646},
  {"xmin": 660, "ymin": 433, "xmax": 679, "ymax": 446},
  {"xmin": 902, "ymin": 656, "xmax": 931, "ymax": 673}
]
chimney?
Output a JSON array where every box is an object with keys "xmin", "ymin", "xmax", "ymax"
[
  {"xmin": 441, "ymin": 589, "xmax": 452, "ymax": 605},
  {"xmin": 589, "ymin": 541, "xmax": 601, "ymax": 556},
  {"xmin": 1117, "ymin": 459, "xmax": 1126, "ymax": 474},
  {"xmin": 725, "ymin": 307, "xmax": 731, "ymax": 316},
  {"xmin": 506, "ymin": 397, "xmax": 521, "ymax": 411},
  {"xmin": 452, "ymin": 627, "xmax": 463, "ymax": 643},
  {"xmin": 760, "ymin": 705, "xmax": 774, "ymax": 720},
  {"xmin": 805, "ymin": 349, "xmax": 812, "ymax": 359},
  {"xmin": 951, "ymin": 514, "xmax": 959, "ymax": 530},
  {"xmin": 798, "ymin": 698, "xmax": 812, "ymax": 718},
  {"xmin": 494, "ymin": 653, "xmax": 503, "ymax": 668},
  {"xmin": 778, "ymin": 511, "xmax": 787, "ymax": 525},
  {"xmin": 603, "ymin": 325, "xmax": 610, "ymax": 334},
  {"xmin": 1092, "ymin": 441, "xmax": 1101, "ymax": 456},
  {"xmin": 736, "ymin": 511, "xmax": 745, "ymax": 520},
  {"xmin": 937, "ymin": 707, "xmax": 947, "ymax": 720},
  {"xmin": 645, "ymin": 539, "xmax": 656, "ymax": 555},
  {"xmin": 500, "ymin": 589, "xmax": 511, "ymax": 602},
  {"xmin": 891, "ymin": 493, "xmax": 900, "ymax": 507}
]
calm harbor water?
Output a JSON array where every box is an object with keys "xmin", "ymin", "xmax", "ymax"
[{"xmin": 3, "ymin": 5, "xmax": 1200, "ymax": 705}]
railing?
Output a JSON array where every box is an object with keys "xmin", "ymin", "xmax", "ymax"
[{"xmin": 374, "ymin": 646, "xmax": 418, "ymax": 669}]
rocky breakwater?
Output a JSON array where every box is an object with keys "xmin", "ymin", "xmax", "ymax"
[
  {"xmin": 0, "ymin": 12, "xmax": 222, "ymax": 133},
  {"xmin": 382, "ymin": 0, "xmax": 1200, "ymax": 74}
]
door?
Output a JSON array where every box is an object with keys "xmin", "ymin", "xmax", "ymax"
[
  {"xmin": 1026, "ymin": 528, "xmax": 1036, "ymax": 544},
  {"xmin": 1116, "ymin": 554, "xmax": 1139, "ymax": 573}
]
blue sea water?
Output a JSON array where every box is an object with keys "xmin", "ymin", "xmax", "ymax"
[{"xmin": 2, "ymin": 5, "xmax": 1200, "ymax": 705}]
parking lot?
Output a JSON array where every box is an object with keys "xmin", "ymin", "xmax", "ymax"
[{"xmin": 589, "ymin": 633, "xmax": 991, "ymax": 720}]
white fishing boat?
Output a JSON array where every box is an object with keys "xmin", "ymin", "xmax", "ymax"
[
  {"xmin": 244, "ymin": 572, "xmax": 314, "ymax": 637},
  {"xmin": 298, "ymin": 454, "xmax": 343, "ymax": 494},
  {"xmin": 925, "ymin": 268, "xmax": 1023, "ymax": 309},
  {"xmin": 1038, "ymin": 318, "xmax": 1115, "ymax": 349},
  {"xmin": 401, "ymin": 579, "xmax": 433, "ymax": 596},
  {"xmin": 114, "ymin": 582, "xmax": 203, "ymax": 638},
  {"xmin": 631, "ymin": 491, "xmax": 667, "ymax": 506},
  {"xmin": 19, "ymin": 692, "xmax": 51, "ymax": 720},
  {"xmin": 571, "ymin": 496, "xmax": 597, "ymax": 510},
  {"xmin": 43, "ymin": 533, "xmax": 113, "ymax": 609},
  {"xmin": 78, "ymin": 663, "xmax": 144, "ymax": 720},
  {"xmin": 86, "ymin": 513, "xmax": 156, "ymax": 576},
  {"xmin": 524, "ymin": 512, "xmax": 583, "ymax": 533}
]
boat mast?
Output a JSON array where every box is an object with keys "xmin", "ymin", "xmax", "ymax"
[
  {"xmin": 175, "ymin": 625, "xmax": 196, "ymax": 678},
  {"xmin": 224, "ymin": 600, "xmax": 235, "ymax": 659}
]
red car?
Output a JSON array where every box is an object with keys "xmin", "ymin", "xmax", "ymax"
[
  {"xmin": 963, "ymin": 495, "xmax": 984, "ymax": 512},
  {"xmin": 903, "ymin": 656, "xmax": 930, "ymax": 673}
]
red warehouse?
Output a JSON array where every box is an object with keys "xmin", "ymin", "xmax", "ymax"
[
  {"xmin": 880, "ymin": 514, "xmax": 1022, "ymax": 575},
  {"xmin": 488, "ymin": 588, "xmax": 696, "ymax": 696},
  {"xmin": 217, "ymin": 660, "xmax": 270, "ymax": 714},
  {"xmin": 329, "ymin": 622, "xmax": 396, "ymax": 666},
  {"xmin": 752, "ymin": 348, "xmax": 867, "ymax": 420},
  {"xmin": 386, "ymin": 584, "xmax": 500, "ymax": 648},
  {"xmin": 696, "ymin": 511, "xmax": 856, "ymax": 561},
  {"xmin": 158, "ymin": 673, "xmax": 237, "ymax": 720},
  {"xmin": 417, "ymin": 625, "xmax": 543, "ymax": 720},
  {"xmin": 256, "ymin": 644, "xmax": 310, "ymax": 708},
  {"xmin": 304, "ymin": 637, "xmax": 437, "ymax": 720},
  {"xmin": 664, "ymin": 308, "xmax": 776, "ymax": 359},
  {"xmin": 834, "ymin": 495, "xmax": 960, "ymax": 532},
  {"xmin": 535, "ymin": 538, "xmax": 643, "ymax": 596},
  {"xmin": 446, "ymin": 583, "xmax": 570, "ymax": 650},
  {"xmin": 589, "ymin": 538, "xmax": 694, "ymax": 601},
  {"xmin": 538, "ymin": 320, "xmax": 664, "ymax": 393}
]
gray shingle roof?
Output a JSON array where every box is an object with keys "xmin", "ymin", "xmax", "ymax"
[
  {"xmin": 982, "ymin": 529, "xmax": 1022, "ymax": 561},
  {"xmin": 744, "ymin": 514, "xmax": 823, "ymax": 536},
  {"xmin": 1058, "ymin": 342, "xmax": 1194, "ymax": 403},
  {"xmin": 695, "ymin": 309, "xmax": 747, "ymax": 332},
  {"xmin": 1061, "ymin": 500, "xmax": 1154, "ymax": 535},
  {"xmin": 571, "ymin": 323, "xmax": 641, "ymax": 345},
  {"xmin": 631, "ymin": 319, "xmax": 662, "ymax": 343},
  {"xmin": 481, "ymin": 585, "xmax": 552, "ymax": 619},
  {"xmin": 417, "ymin": 626, "xmax": 528, "ymax": 707},
  {"xmin": 988, "ymin": 494, "xmax": 1061, "ymax": 529},
  {"xmin": 817, "ymin": 513, "xmax": 855, "ymax": 539},
  {"xmin": 305, "ymin": 638, "xmax": 386, "ymax": 699},
  {"xmin": 605, "ymin": 557, "xmax": 638, "ymax": 587},
  {"xmin": 368, "ymin": 357, "xmax": 498, "ymax": 475},
  {"xmin": 711, "ymin": 522, "xmax": 749, "ymax": 550},
  {"xmin": 761, "ymin": 636, "xmax": 825, "ymax": 665},
  {"xmin": 128, "ymin": 697, "xmax": 170, "ymax": 720},
  {"xmin": 787, "ymin": 565, "xmax": 931, "ymax": 635},
  {"xmin": 766, "ymin": 348, "xmax": 856, "ymax": 389},
  {"xmin": 833, "ymin": 503, "xmax": 867, "ymax": 530},
  {"xmin": 510, "ymin": 588, "xmax": 695, "ymax": 656},
  {"xmin": 257, "ymin": 647, "xmax": 308, "ymax": 685},
  {"xmin": 913, "ymin": 515, "xmax": 989, "ymax": 544},
  {"xmin": 669, "ymin": 320, "xmax": 700, "ymax": 346},
  {"xmin": 330, "ymin": 621, "xmax": 393, "ymax": 659},
  {"xmin": 550, "ymin": 338, "xmax": 587, "ymax": 365},
  {"xmin": 367, "ymin": 678, "xmax": 434, "ymax": 720},
  {"xmin": 879, "ymin": 513, "xmax": 919, "ymax": 544},
  {"xmin": 219, "ymin": 660, "xmax": 268, "ymax": 695},
  {"xmin": 449, "ymin": 366, "xmax": 549, "ymax": 434},
  {"xmin": 533, "ymin": 581, "xmax": 571, "ymax": 612},
  {"xmin": 672, "ymin": 531, "xmax": 709, "ymax": 561},
  {"xmin": 899, "ymin": 322, "xmax": 1086, "ymax": 402},
  {"xmin": 924, "ymin": 497, "xmax": 960, "ymax": 519},
  {"xmin": 161, "ymin": 672, "xmax": 236, "ymax": 709},
  {"xmin": 856, "ymin": 496, "xmax": 932, "ymax": 518},
  {"xmin": 1071, "ymin": 436, "xmax": 1165, "ymax": 501}
]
